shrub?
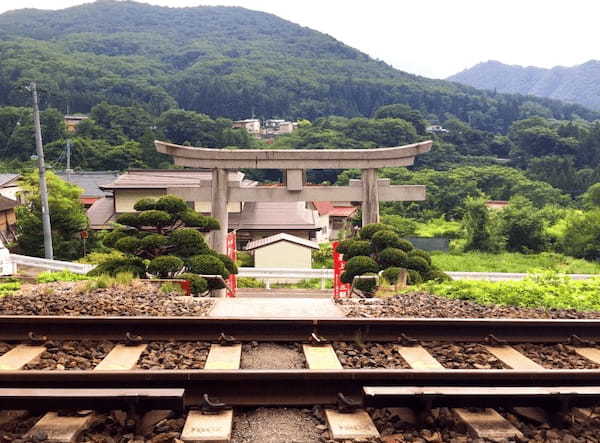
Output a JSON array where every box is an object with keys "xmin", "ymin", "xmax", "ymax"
[
  {"xmin": 408, "ymin": 249, "xmax": 432, "ymax": 265},
  {"xmin": 78, "ymin": 250, "xmax": 124, "ymax": 264},
  {"xmin": 404, "ymin": 256, "xmax": 430, "ymax": 273},
  {"xmin": 88, "ymin": 257, "xmax": 146, "ymax": 277},
  {"xmin": 140, "ymin": 234, "xmax": 169, "ymax": 251},
  {"xmin": 396, "ymin": 238, "xmax": 414, "ymax": 252},
  {"xmin": 237, "ymin": 277, "xmax": 265, "ymax": 288},
  {"xmin": 353, "ymin": 273, "xmax": 378, "ymax": 295},
  {"xmin": 170, "ymin": 229, "xmax": 208, "ymax": 257},
  {"xmin": 179, "ymin": 273, "xmax": 209, "ymax": 295},
  {"xmin": 381, "ymin": 267, "xmax": 403, "ymax": 285},
  {"xmin": 114, "ymin": 236, "xmax": 141, "ymax": 254},
  {"xmin": 137, "ymin": 210, "xmax": 172, "ymax": 228},
  {"xmin": 423, "ymin": 270, "xmax": 451, "ymax": 283},
  {"xmin": 37, "ymin": 270, "xmax": 91, "ymax": 283},
  {"xmin": 236, "ymin": 251, "xmax": 254, "ymax": 267},
  {"xmin": 407, "ymin": 269, "xmax": 423, "ymax": 285},
  {"xmin": 102, "ymin": 230, "xmax": 128, "ymax": 248},
  {"xmin": 133, "ymin": 198, "xmax": 157, "ymax": 211},
  {"xmin": 343, "ymin": 241, "xmax": 373, "ymax": 260},
  {"xmin": 148, "ymin": 255, "xmax": 184, "ymax": 278},
  {"xmin": 160, "ymin": 281, "xmax": 185, "ymax": 295},
  {"xmin": 380, "ymin": 215, "xmax": 417, "ymax": 237},
  {"xmin": 187, "ymin": 255, "xmax": 229, "ymax": 289},
  {"xmin": 341, "ymin": 256, "xmax": 379, "ymax": 283},
  {"xmin": 377, "ymin": 247, "xmax": 407, "ymax": 269},
  {"xmin": 115, "ymin": 213, "xmax": 141, "ymax": 227},
  {"xmin": 180, "ymin": 211, "xmax": 220, "ymax": 230},
  {"xmin": 215, "ymin": 253, "xmax": 238, "ymax": 275},
  {"xmin": 334, "ymin": 239, "xmax": 354, "ymax": 255},
  {"xmin": 154, "ymin": 195, "xmax": 188, "ymax": 214},
  {"xmin": 359, "ymin": 223, "xmax": 390, "ymax": 240},
  {"xmin": 371, "ymin": 230, "xmax": 401, "ymax": 252}
]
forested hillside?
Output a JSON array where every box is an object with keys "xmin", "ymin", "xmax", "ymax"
[
  {"xmin": 449, "ymin": 60, "xmax": 600, "ymax": 111},
  {"xmin": 0, "ymin": 0, "xmax": 597, "ymax": 133}
]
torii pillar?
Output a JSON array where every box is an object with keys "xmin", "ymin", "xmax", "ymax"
[{"xmin": 155, "ymin": 140, "xmax": 433, "ymax": 253}]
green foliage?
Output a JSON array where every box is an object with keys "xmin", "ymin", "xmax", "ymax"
[
  {"xmin": 102, "ymin": 230, "xmax": 128, "ymax": 248},
  {"xmin": 186, "ymin": 254, "xmax": 229, "ymax": 289},
  {"xmin": 133, "ymin": 198, "xmax": 157, "ymax": 211},
  {"xmin": 236, "ymin": 251, "xmax": 254, "ymax": 267},
  {"xmin": 430, "ymin": 251, "xmax": 600, "ymax": 274},
  {"xmin": 179, "ymin": 211, "xmax": 220, "ymax": 230},
  {"xmin": 422, "ymin": 270, "xmax": 451, "ymax": 283},
  {"xmin": 583, "ymin": 183, "xmax": 600, "ymax": 208},
  {"xmin": 353, "ymin": 273, "xmax": 378, "ymax": 295},
  {"xmin": 312, "ymin": 243, "xmax": 332, "ymax": 269},
  {"xmin": 381, "ymin": 267, "xmax": 403, "ymax": 285},
  {"xmin": 560, "ymin": 209, "xmax": 600, "ymax": 260},
  {"xmin": 462, "ymin": 198, "xmax": 500, "ymax": 253},
  {"xmin": 147, "ymin": 255, "xmax": 184, "ymax": 278},
  {"xmin": 403, "ymin": 256, "xmax": 430, "ymax": 273},
  {"xmin": 115, "ymin": 213, "xmax": 141, "ymax": 227},
  {"xmin": 154, "ymin": 195, "xmax": 188, "ymax": 214},
  {"xmin": 496, "ymin": 197, "xmax": 547, "ymax": 253},
  {"xmin": 36, "ymin": 271, "xmax": 91, "ymax": 283},
  {"xmin": 137, "ymin": 210, "xmax": 172, "ymax": 228},
  {"xmin": 140, "ymin": 234, "xmax": 169, "ymax": 251},
  {"xmin": 419, "ymin": 272, "xmax": 600, "ymax": 312},
  {"xmin": 178, "ymin": 273, "xmax": 209, "ymax": 295},
  {"xmin": 341, "ymin": 256, "xmax": 379, "ymax": 284},
  {"xmin": 237, "ymin": 277, "xmax": 265, "ymax": 288},
  {"xmin": 371, "ymin": 230, "xmax": 402, "ymax": 252},
  {"xmin": 169, "ymin": 228, "xmax": 208, "ymax": 257},
  {"xmin": 396, "ymin": 239, "xmax": 414, "ymax": 252},
  {"xmin": 343, "ymin": 241, "xmax": 373, "ymax": 260},
  {"xmin": 408, "ymin": 249, "xmax": 432, "ymax": 266},
  {"xmin": 414, "ymin": 217, "xmax": 462, "ymax": 238},
  {"xmin": 379, "ymin": 215, "xmax": 417, "ymax": 237},
  {"xmin": 15, "ymin": 171, "xmax": 91, "ymax": 260},
  {"xmin": 159, "ymin": 281, "xmax": 185, "ymax": 295},
  {"xmin": 88, "ymin": 257, "xmax": 147, "ymax": 277},
  {"xmin": 114, "ymin": 236, "xmax": 141, "ymax": 254},
  {"xmin": 377, "ymin": 248, "xmax": 407, "ymax": 269},
  {"xmin": 407, "ymin": 269, "xmax": 423, "ymax": 285},
  {"xmin": 359, "ymin": 223, "xmax": 389, "ymax": 240},
  {"xmin": 215, "ymin": 253, "xmax": 238, "ymax": 275},
  {"xmin": 78, "ymin": 250, "xmax": 125, "ymax": 264}
]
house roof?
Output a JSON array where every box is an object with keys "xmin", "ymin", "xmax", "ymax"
[
  {"xmin": 313, "ymin": 201, "xmax": 357, "ymax": 217},
  {"xmin": 87, "ymin": 197, "xmax": 116, "ymax": 229},
  {"xmin": 244, "ymin": 233, "xmax": 319, "ymax": 251},
  {"xmin": 0, "ymin": 195, "xmax": 17, "ymax": 212},
  {"xmin": 234, "ymin": 201, "xmax": 320, "ymax": 231},
  {"xmin": 100, "ymin": 169, "xmax": 246, "ymax": 190},
  {"xmin": 0, "ymin": 174, "xmax": 20, "ymax": 188},
  {"xmin": 57, "ymin": 171, "xmax": 120, "ymax": 198}
]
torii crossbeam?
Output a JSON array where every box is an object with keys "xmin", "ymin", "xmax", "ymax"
[{"xmin": 156, "ymin": 140, "xmax": 432, "ymax": 253}]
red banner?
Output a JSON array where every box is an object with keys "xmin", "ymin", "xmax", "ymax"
[
  {"xmin": 332, "ymin": 241, "xmax": 351, "ymax": 299},
  {"xmin": 226, "ymin": 231, "xmax": 237, "ymax": 297}
]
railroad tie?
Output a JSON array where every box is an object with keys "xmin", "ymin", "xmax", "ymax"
[
  {"xmin": 0, "ymin": 344, "xmax": 45, "ymax": 370},
  {"xmin": 568, "ymin": 347, "xmax": 600, "ymax": 420},
  {"xmin": 94, "ymin": 344, "xmax": 147, "ymax": 371},
  {"xmin": 303, "ymin": 344, "xmax": 380, "ymax": 441},
  {"xmin": 180, "ymin": 343, "xmax": 241, "ymax": 442},
  {"xmin": 24, "ymin": 411, "xmax": 95, "ymax": 443},
  {"xmin": 396, "ymin": 345, "xmax": 523, "ymax": 441}
]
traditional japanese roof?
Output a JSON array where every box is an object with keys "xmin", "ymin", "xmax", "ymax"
[
  {"xmin": 0, "ymin": 174, "xmax": 20, "ymax": 188},
  {"xmin": 0, "ymin": 195, "xmax": 17, "ymax": 212},
  {"xmin": 244, "ymin": 233, "xmax": 319, "ymax": 251},
  {"xmin": 313, "ymin": 201, "xmax": 357, "ymax": 217},
  {"xmin": 57, "ymin": 171, "xmax": 119, "ymax": 198},
  {"xmin": 234, "ymin": 201, "xmax": 320, "ymax": 231},
  {"xmin": 100, "ymin": 169, "xmax": 247, "ymax": 189},
  {"xmin": 87, "ymin": 197, "xmax": 116, "ymax": 229}
]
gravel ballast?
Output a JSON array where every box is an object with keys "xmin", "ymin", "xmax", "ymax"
[
  {"xmin": 422, "ymin": 342, "xmax": 508, "ymax": 369},
  {"xmin": 338, "ymin": 292, "xmax": 600, "ymax": 319},
  {"xmin": 1, "ymin": 281, "xmax": 214, "ymax": 316},
  {"xmin": 24, "ymin": 340, "xmax": 114, "ymax": 370},
  {"xmin": 138, "ymin": 341, "xmax": 211, "ymax": 369},
  {"xmin": 231, "ymin": 408, "xmax": 325, "ymax": 443},
  {"xmin": 334, "ymin": 342, "xmax": 410, "ymax": 369},
  {"xmin": 241, "ymin": 342, "xmax": 306, "ymax": 369}
]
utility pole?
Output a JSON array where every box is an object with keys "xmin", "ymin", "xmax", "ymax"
[
  {"xmin": 30, "ymin": 82, "xmax": 53, "ymax": 259},
  {"xmin": 65, "ymin": 104, "xmax": 72, "ymax": 183}
]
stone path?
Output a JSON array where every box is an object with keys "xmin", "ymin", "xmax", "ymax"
[{"xmin": 209, "ymin": 297, "xmax": 344, "ymax": 318}]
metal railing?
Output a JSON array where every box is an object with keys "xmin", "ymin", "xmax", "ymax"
[{"xmin": 9, "ymin": 254, "xmax": 95, "ymax": 274}]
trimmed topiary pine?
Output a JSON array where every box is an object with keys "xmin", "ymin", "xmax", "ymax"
[
  {"xmin": 343, "ymin": 240, "xmax": 373, "ymax": 260},
  {"xmin": 187, "ymin": 254, "xmax": 230, "ymax": 289},
  {"xmin": 341, "ymin": 256, "xmax": 379, "ymax": 284},
  {"xmin": 408, "ymin": 249, "xmax": 431, "ymax": 265},
  {"xmin": 371, "ymin": 230, "xmax": 402, "ymax": 252},
  {"xmin": 353, "ymin": 272, "xmax": 378, "ymax": 296},
  {"xmin": 147, "ymin": 255, "xmax": 184, "ymax": 278},
  {"xmin": 359, "ymin": 223, "xmax": 390, "ymax": 240},
  {"xmin": 407, "ymin": 269, "xmax": 423, "ymax": 285},
  {"xmin": 377, "ymin": 247, "xmax": 408, "ymax": 269},
  {"xmin": 396, "ymin": 238, "xmax": 414, "ymax": 252},
  {"xmin": 381, "ymin": 267, "xmax": 403, "ymax": 285},
  {"xmin": 403, "ymin": 255, "xmax": 430, "ymax": 273},
  {"xmin": 178, "ymin": 273, "xmax": 209, "ymax": 295}
]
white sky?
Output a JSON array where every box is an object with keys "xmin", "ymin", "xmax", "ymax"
[{"xmin": 2, "ymin": 0, "xmax": 599, "ymax": 78}]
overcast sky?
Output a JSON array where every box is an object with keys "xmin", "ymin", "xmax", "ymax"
[{"xmin": 2, "ymin": 0, "xmax": 599, "ymax": 79}]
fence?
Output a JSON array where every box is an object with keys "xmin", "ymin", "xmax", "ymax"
[
  {"xmin": 8, "ymin": 254, "xmax": 95, "ymax": 274},
  {"xmin": 238, "ymin": 267, "xmax": 333, "ymax": 289}
]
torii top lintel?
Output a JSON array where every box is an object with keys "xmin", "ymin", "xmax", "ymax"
[{"xmin": 155, "ymin": 140, "xmax": 432, "ymax": 169}]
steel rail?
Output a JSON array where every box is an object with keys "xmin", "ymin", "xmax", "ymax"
[
  {"xmin": 0, "ymin": 316, "xmax": 599, "ymax": 342},
  {"xmin": 2, "ymin": 369, "xmax": 600, "ymax": 406}
]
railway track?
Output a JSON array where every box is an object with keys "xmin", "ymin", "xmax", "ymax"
[{"xmin": 2, "ymin": 316, "xmax": 600, "ymax": 441}]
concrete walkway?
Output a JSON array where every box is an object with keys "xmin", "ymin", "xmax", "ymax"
[{"xmin": 209, "ymin": 297, "xmax": 344, "ymax": 318}]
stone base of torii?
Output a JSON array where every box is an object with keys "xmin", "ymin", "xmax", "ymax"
[{"xmin": 155, "ymin": 140, "xmax": 432, "ymax": 254}]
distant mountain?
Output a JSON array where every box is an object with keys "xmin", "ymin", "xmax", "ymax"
[
  {"xmin": 0, "ymin": 1, "xmax": 597, "ymax": 133},
  {"xmin": 448, "ymin": 60, "xmax": 600, "ymax": 111}
]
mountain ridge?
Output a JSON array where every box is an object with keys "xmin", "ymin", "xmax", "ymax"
[
  {"xmin": 448, "ymin": 60, "xmax": 600, "ymax": 111},
  {"xmin": 0, "ymin": 0, "xmax": 597, "ymax": 132}
]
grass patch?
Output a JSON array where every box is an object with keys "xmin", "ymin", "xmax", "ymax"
[
  {"xmin": 430, "ymin": 251, "xmax": 600, "ymax": 274},
  {"xmin": 0, "ymin": 281, "xmax": 21, "ymax": 297},
  {"xmin": 36, "ymin": 270, "xmax": 92, "ymax": 283},
  {"xmin": 418, "ymin": 272, "xmax": 600, "ymax": 312}
]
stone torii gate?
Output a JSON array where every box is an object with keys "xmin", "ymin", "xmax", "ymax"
[{"xmin": 155, "ymin": 140, "xmax": 432, "ymax": 253}]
